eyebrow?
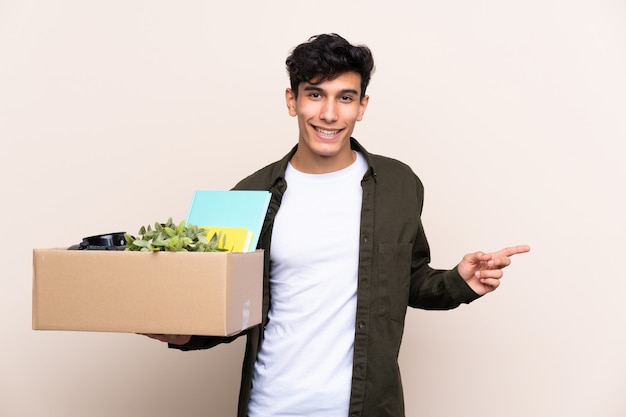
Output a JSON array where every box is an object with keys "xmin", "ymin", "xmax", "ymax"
[{"xmin": 303, "ymin": 85, "xmax": 360, "ymax": 96}]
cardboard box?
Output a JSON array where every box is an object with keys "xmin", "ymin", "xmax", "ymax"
[{"xmin": 32, "ymin": 249, "xmax": 263, "ymax": 336}]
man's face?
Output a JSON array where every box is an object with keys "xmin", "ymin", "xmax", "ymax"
[{"xmin": 286, "ymin": 71, "xmax": 369, "ymax": 174}]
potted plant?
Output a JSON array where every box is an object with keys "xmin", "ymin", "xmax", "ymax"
[{"xmin": 124, "ymin": 218, "xmax": 228, "ymax": 252}]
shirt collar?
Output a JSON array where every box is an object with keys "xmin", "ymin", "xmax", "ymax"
[{"xmin": 269, "ymin": 137, "xmax": 378, "ymax": 187}]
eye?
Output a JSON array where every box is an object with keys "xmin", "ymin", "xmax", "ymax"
[
  {"xmin": 340, "ymin": 95, "xmax": 354, "ymax": 102},
  {"xmin": 308, "ymin": 92, "xmax": 322, "ymax": 99}
]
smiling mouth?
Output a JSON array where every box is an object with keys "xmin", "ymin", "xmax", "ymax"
[{"xmin": 315, "ymin": 127, "xmax": 341, "ymax": 137}]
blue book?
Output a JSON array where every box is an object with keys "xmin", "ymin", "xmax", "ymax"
[{"xmin": 186, "ymin": 190, "xmax": 271, "ymax": 252}]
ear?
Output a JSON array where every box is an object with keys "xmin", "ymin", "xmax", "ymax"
[
  {"xmin": 285, "ymin": 88, "xmax": 297, "ymax": 117},
  {"xmin": 356, "ymin": 95, "xmax": 369, "ymax": 121}
]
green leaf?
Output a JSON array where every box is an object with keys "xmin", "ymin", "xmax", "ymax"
[
  {"xmin": 176, "ymin": 219, "xmax": 186, "ymax": 235},
  {"xmin": 132, "ymin": 239, "xmax": 150, "ymax": 248}
]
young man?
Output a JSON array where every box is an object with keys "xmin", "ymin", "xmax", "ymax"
[{"xmin": 148, "ymin": 33, "xmax": 530, "ymax": 417}]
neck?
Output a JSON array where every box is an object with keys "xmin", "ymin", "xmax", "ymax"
[{"xmin": 290, "ymin": 149, "xmax": 356, "ymax": 174}]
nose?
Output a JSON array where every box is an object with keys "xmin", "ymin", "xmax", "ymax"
[{"xmin": 320, "ymin": 100, "xmax": 338, "ymax": 123}]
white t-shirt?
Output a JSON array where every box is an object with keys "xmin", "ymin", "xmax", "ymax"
[{"xmin": 248, "ymin": 152, "xmax": 368, "ymax": 417}]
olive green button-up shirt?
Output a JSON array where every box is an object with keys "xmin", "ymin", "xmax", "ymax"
[{"xmin": 172, "ymin": 138, "xmax": 480, "ymax": 417}]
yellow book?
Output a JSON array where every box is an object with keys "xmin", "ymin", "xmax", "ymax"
[{"xmin": 203, "ymin": 226, "xmax": 254, "ymax": 252}]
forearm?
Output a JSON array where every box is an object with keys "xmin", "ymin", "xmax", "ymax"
[
  {"xmin": 409, "ymin": 266, "xmax": 481, "ymax": 310},
  {"xmin": 168, "ymin": 333, "xmax": 242, "ymax": 351}
]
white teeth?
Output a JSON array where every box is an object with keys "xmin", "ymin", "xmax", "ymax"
[{"xmin": 316, "ymin": 127, "xmax": 339, "ymax": 135}]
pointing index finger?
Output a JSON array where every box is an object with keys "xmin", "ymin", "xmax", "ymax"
[{"xmin": 493, "ymin": 245, "xmax": 531, "ymax": 258}]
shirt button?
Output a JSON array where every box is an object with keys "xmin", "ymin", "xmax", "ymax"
[{"xmin": 358, "ymin": 321, "xmax": 366, "ymax": 330}]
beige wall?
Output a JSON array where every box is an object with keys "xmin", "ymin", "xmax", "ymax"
[{"xmin": 1, "ymin": 1, "xmax": 625, "ymax": 416}]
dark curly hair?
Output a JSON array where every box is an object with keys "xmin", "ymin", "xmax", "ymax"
[{"xmin": 286, "ymin": 33, "xmax": 375, "ymax": 99}]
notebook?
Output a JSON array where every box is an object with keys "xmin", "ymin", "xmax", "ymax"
[
  {"xmin": 186, "ymin": 190, "xmax": 272, "ymax": 252},
  {"xmin": 203, "ymin": 226, "xmax": 253, "ymax": 253}
]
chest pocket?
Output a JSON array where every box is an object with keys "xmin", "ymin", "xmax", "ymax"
[{"xmin": 377, "ymin": 242, "xmax": 412, "ymax": 324}]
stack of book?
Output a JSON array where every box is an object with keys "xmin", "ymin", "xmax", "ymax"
[{"xmin": 186, "ymin": 190, "xmax": 272, "ymax": 253}]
